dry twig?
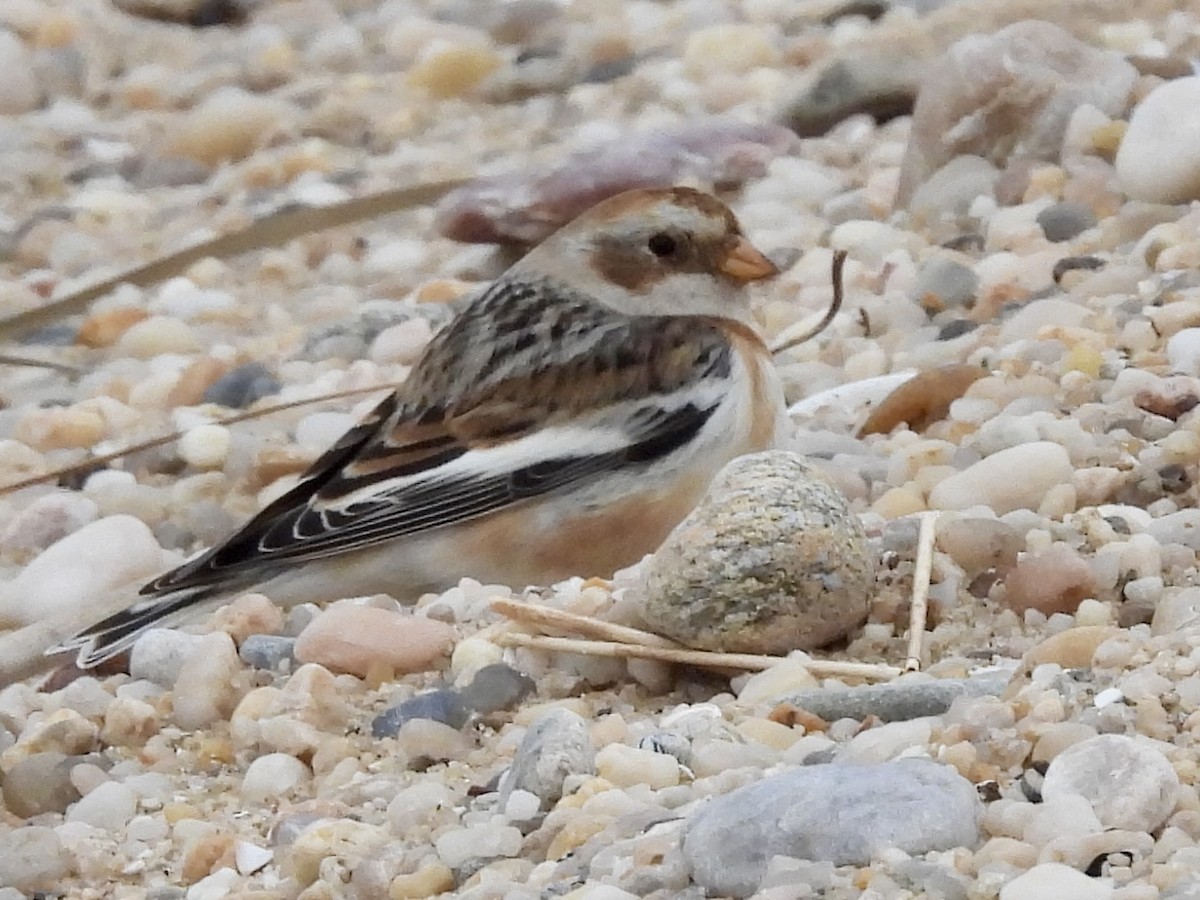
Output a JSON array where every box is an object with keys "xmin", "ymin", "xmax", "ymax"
[
  {"xmin": 0, "ymin": 178, "xmax": 468, "ymax": 341},
  {"xmin": 0, "ymin": 383, "xmax": 395, "ymax": 496},
  {"xmin": 491, "ymin": 597, "xmax": 900, "ymax": 681},
  {"xmin": 905, "ymin": 510, "xmax": 939, "ymax": 672}
]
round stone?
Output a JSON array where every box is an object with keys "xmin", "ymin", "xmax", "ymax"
[
  {"xmin": 638, "ymin": 451, "xmax": 874, "ymax": 654},
  {"xmin": 1042, "ymin": 734, "xmax": 1180, "ymax": 832}
]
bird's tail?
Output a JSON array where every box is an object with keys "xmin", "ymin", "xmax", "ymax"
[{"xmin": 47, "ymin": 587, "xmax": 227, "ymax": 670}]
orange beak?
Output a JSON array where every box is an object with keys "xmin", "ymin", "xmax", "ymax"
[{"xmin": 719, "ymin": 236, "xmax": 779, "ymax": 282}]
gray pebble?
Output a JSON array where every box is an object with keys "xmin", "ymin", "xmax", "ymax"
[
  {"xmin": 784, "ymin": 674, "xmax": 1009, "ymax": 723},
  {"xmin": 0, "ymin": 751, "xmax": 81, "ymax": 818},
  {"xmin": 372, "ymin": 689, "xmax": 470, "ymax": 738},
  {"xmin": 203, "ymin": 361, "xmax": 281, "ymax": 408},
  {"xmin": 129, "ymin": 628, "xmax": 208, "ymax": 687},
  {"xmin": 460, "ymin": 663, "xmax": 535, "ymax": 714},
  {"xmin": 501, "ymin": 708, "xmax": 595, "ymax": 808},
  {"xmin": 1037, "ymin": 201, "xmax": 1098, "ymax": 242},
  {"xmin": 238, "ymin": 634, "xmax": 296, "ymax": 670},
  {"xmin": 683, "ymin": 759, "xmax": 982, "ymax": 897},
  {"xmin": 913, "ymin": 255, "xmax": 979, "ymax": 311}
]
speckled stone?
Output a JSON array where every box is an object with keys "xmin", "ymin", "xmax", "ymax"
[{"xmin": 638, "ymin": 451, "xmax": 874, "ymax": 654}]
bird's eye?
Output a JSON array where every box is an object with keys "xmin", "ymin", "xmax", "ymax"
[{"xmin": 647, "ymin": 232, "xmax": 677, "ymax": 258}]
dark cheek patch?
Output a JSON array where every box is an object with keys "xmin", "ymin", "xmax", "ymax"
[{"xmin": 589, "ymin": 241, "xmax": 667, "ymax": 294}]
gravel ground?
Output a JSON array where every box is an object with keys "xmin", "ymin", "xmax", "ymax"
[{"xmin": 3, "ymin": 0, "xmax": 1200, "ymax": 898}]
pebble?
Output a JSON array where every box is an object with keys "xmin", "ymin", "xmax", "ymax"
[
  {"xmin": 202, "ymin": 361, "xmax": 281, "ymax": 408},
  {"xmin": 898, "ymin": 21, "xmax": 1136, "ymax": 203},
  {"xmin": 639, "ymin": 451, "xmax": 874, "ymax": 654},
  {"xmin": 130, "ymin": 628, "xmax": 209, "ymax": 687},
  {"xmin": 0, "ymin": 30, "xmax": 40, "ymax": 115},
  {"xmin": 67, "ymin": 779, "xmax": 138, "ymax": 829},
  {"xmin": 1002, "ymin": 544, "xmax": 1096, "ymax": 615},
  {"xmin": 0, "ymin": 751, "xmax": 80, "ymax": 817},
  {"xmin": 435, "ymin": 119, "xmax": 799, "ymax": 244},
  {"xmin": 501, "ymin": 708, "xmax": 595, "ymax": 808},
  {"xmin": 1116, "ymin": 76, "xmax": 1200, "ymax": 204},
  {"xmin": 1037, "ymin": 201, "xmax": 1097, "ymax": 242},
  {"xmin": 291, "ymin": 603, "xmax": 455, "ymax": 678},
  {"xmin": 595, "ymin": 743, "xmax": 680, "ymax": 789},
  {"xmin": 178, "ymin": 424, "xmax": 231, "ymax": 469},
  {"xmin": 170, "ymin": 631, "xmax": 243, "ymax": 730},
  {"xmin": 407, "ymin": 40, "xmax": 503, "ymax": 99},
  {"xmin": 371, "ymin": 689, "xmax": 470, "ymax": 738},
  {"xmin": 240, "ymin": 752, "xmax": 311, "ymax": 803},
  {"xmin": 682, "ymin": 24, "xmax": 780, "ymax": 76},
  {"xmin": 459, "ymin": 663, "xmax": 536, "ymax": 714},
  {"xmin": 999, "ymin": 862, "xmax": 1114, "ymax": 900},
  {"xmin": 928, "ymin": 441, "xmax": 1074, "ymax": 514},
  {"xmin": 784, "ymin": 674, "xmax": 1008, "ymax": 724},
  {"xmin": 912, "ymin": 255, "xmax": 979, "ymax": 312},
  {"xmin": 0, "ymin": 491, "xmax": 98, "ymax": 561},
  {"xmin": 0, "ymin": 515, "xmax": 167, "ymax": 628},
  {"xmin": 115, "ymin": 315, "xmax": 200, "ymax": 358},
  {"xmin": 1166, "ymin": 328, "xmax": 1200, "ymax": 376},
  {"xmin": 1042, "ymin": 734, "xmax": 1180, "ymax": 833},
  {"xmin": 683, "ymin": 760, "xmax": 981, "ymax": 897},
  {"xmin": 164, "ymin": 87, "xmax": 292, "ymax": 167},
  {"xmin": 435, "ymin": 823, "xmax": 523, "ymax": 869},
  {"xmin": 238, "ymin": 634, "xmax": 296, "ymax": 670},
  {"xmin": 0, "ymin": 826, "xmax": 73, "ymax": 892}
]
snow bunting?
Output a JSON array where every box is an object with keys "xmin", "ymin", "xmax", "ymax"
[{"xmin": 56, "ymin": 186, "xmax": 790, "ymax": 667}]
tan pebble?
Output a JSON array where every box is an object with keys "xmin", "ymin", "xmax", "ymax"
[
  {"xmin": 167, "ymin": 357, "xmax": 230, "ymax": 406},
  {"xmin": 33, "ymin": 12, "xmax": 78, "ymax": 48},
  {"xmin": 282, "ymin": 819, "xmax": 388, "ymax": 886},
  {"xmin": 872, "ymin": 486, "xmax": 926, "ymax": 518},
  {"xmin": 165, "ymin": 88, "xmax": 292, "ymax": 167},
  {"xmin": 594, "ymin": 744, "xmax": 679, "ymax": 789},
  {"xmin": 1019, "ymin": 626, "xmax": 1118, "ymax": 672},
  {"xmin": 736, "ymin": 658, "xmax": 820, "ymax": 705},
  {"xmin": 737, "ymin": 717, "xmax": 800, "ymax": 750},
  {"xmin": 683, "ymin": 24, "xmax": 781, "ymax": 75},
  {"xmin": 209, "ymin": 593, "xmax": 285, "ymax": 645},
  {"xmin": 295, "ymin": 605, "xmax": 455, "ymax": 678},
  {"xmin": 390, "ymin": 863, "xmax": 455, "ymax": 899},
  {"xmin": 1152, "ymin": 587, "xmax": 1200, "ymax": 636},
  {"xmin": 163, "ymin": 801, "xmax": 199, "ymax": 824},
  {"xmin": 415, "ymin": 279, "xmax": 475, "ymax": 304},
  {"xmin": 975, "ymin": 836, "xmax": 1038, "ymax": 869},
  {"xmin": 1071, "ymin": 467, "xmax": 1126, "ymax": 506},
  {"xmin": 76, "ymin": 307, "xmax": 148, "ymax": 348},
  {"xmin": 117, "ymin": 315, "xmax": 200, "ymax": 358},
  {"xmin": 1, "ymin": 708, "xmax": 98, "ymax": 771},
  {"xmin": 181, "ymin": 829, "xmax": 235, "ymax": 883},
  {"xmin": 546, "ymin": 817, "xmax": 607, "ymax": 861},
  {"xmin": 16, "ymin": 405, "xmax": 107, "ymax": 451},
  {"xmin": 100, "ymin": 695, "xmax": 161, "ymax": 747},
  {"xmin": 768, "ymin": 703, "xmax": 828, "ymax": 732},
  {"xmin": 407, "ymin": 43, "xmax": 503, "ymax": 98},
  {"xmin": 171, "ymin": 631, "xmax": 243, "ymax": 730},
  {"xmin": 250, "ymin": 446, "xmax": 317, "ymax": 490},
  {"xmin": 1002, "ymin": 544, "xmax": 1095, "ymax": 615}
]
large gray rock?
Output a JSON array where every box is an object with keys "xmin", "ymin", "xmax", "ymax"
[
  {"xmin": 500, "ymin": 708, "xmax": 595, "ymax": 809},
  {"xmin": 683, "ymin": 759, "xmax": 982, "ymax": 897},
  {"xmin": 638, "ymin": 451, "xmax": 873, "ymax": 654}
]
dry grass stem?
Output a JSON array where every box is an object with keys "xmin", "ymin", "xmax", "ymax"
[{"xmin": 905, "ymin": 510, "xmax": 939, "ymax": 671}]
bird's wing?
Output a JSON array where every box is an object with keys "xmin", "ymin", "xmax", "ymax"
[{"xmin": 141, "ymin": 278, "xmax": 738, "ymax": 596}]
